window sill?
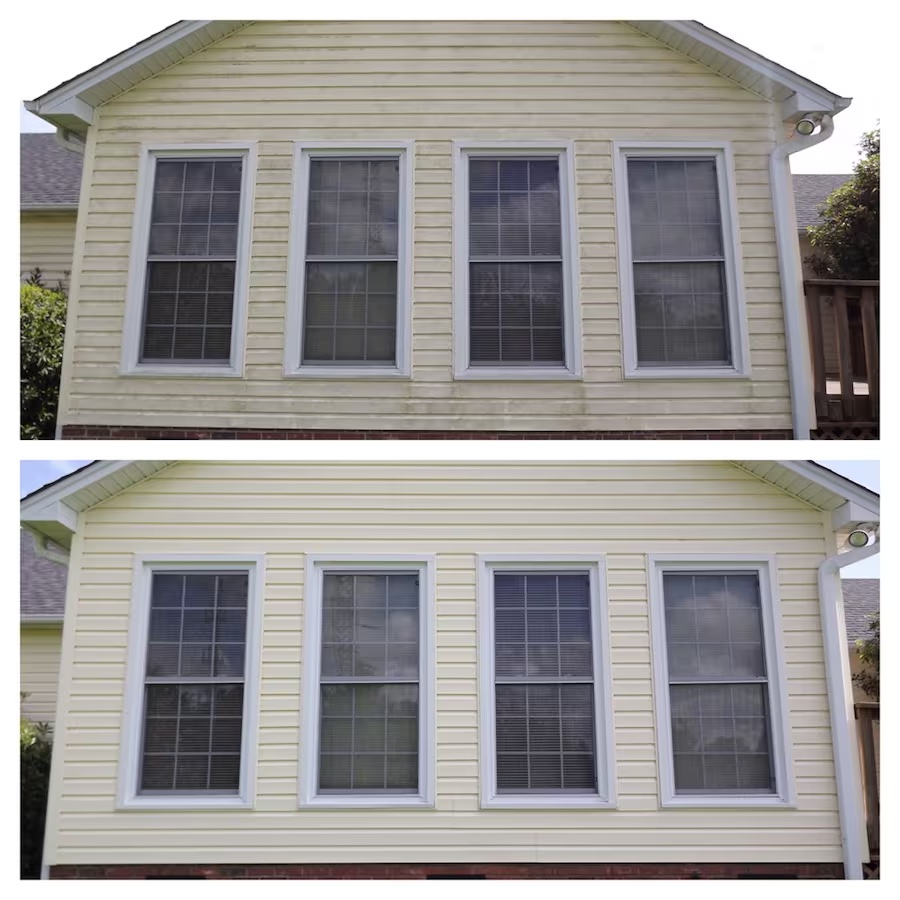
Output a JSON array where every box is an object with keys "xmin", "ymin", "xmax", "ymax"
[
  {"xmin": 481, "ymin": 795, "xmax": 616, "ymax": 810},
  {"xmin": 118, "ymin": 795, "xmax": 253, "ymax": 811},
  {"xmin": 625, "ymin": 366, "xmax": 750, "ymax": 380},
  {"xmin": 284, "ymin": 366, "xmax": 410, "ymax": 379},
  {"xmin": 301, "ymin": 794, "xmax": 434, "ymax": 809},
  {"xmin": 661, "ymin": 795, "xmax": 794, "ymax": 809},
  {"xmin": 455, "ymin": 368, "xmax": 581, "ymax": 381},
  {"xmin": 121, "ymin": 364, "xmax": 243, "ymax": 378}
]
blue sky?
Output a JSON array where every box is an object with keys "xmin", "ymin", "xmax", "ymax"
[{"xmin": 20, "ymin": 459, "xmax": 879, "ymax": 577}]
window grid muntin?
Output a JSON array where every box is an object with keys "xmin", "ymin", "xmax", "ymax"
[
  {"xmin": 317, "ymin": 571, "xmax": 421, "ymax": 794},
  {"xmin": 140, "ymin": 156, "xmax": 243, "ymax": 364},
  {"xmin": 302, "ymin": 156, "xmax": 401, "ymax": 366},
  {"xmin": 627, "ymin": 155, "xmax": 732, "ymax": 368},
  {"xmin": 468, "ymin": 156, "xmax": 566, "ymax": 367},
  {"xmin": 493, "ymin": 571, "xmax": 598, "ymax": 794},
  {"xmin": 137, "ymin": 571, "xmax": 248, "ymax": 796},
  {"xmin": 662, "ymin": 570, "xmax": 776, "ymax": 795}
]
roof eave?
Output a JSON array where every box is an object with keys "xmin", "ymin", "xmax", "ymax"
[{"xmin": 20, "ymin": 615, "xmax": 65, "ymax": 627}]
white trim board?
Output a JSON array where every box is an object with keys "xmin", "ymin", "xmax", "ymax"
[
  {"xmin": 284, "ymin": 142, "xmax": 415, "ymax": 379},
  {"xmin": 299, "ymin": 554, "xmax": 436, "ymax": 808},
  {"xmin": 646, "ymin": 554, "xmax": 796, "ymax": 808},
  {"xmin": 116, "ymin": 554, "xmax": 265, "ymax": 810},
  {"xmin": 476, "ymin": 554, "xmax": 616, "ymax": 809}
]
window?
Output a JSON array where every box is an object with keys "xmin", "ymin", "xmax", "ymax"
[
  {"xmin": 300, "ymin": 555, "xmax": 435, "ymax": 807},
  {"xmin": 118, "ymin": 556, "xmax": 263, "ymax": 809},
  {"xmin": 477, "ymin": 556, "xmax": 614, "ymax": 808},
  {"xmin": 453, "ymin": 143, "xmax": 581, "ymax": 379},
  {"xmin": 614, "ymin": 143, "xmax": 749, "ymax": 378},
  {"xmin": 648, "ymin": 556, "xmax": 795, "ymax": 807},
  {"xmin": 122, "ymin": 145, "xmax": 256, "ymax": 376},
  {"xmin": 286, "ymin": 144, "xmax": 413, "ymax": 377}
]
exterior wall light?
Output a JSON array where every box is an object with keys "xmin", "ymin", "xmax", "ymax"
[
  {"xmin": 847, "ymin": 529, "xmax": 872, "ymax": 548},
  {"xmin": 795, "ymin": 118, "xmax": 818, "ymax": 136}
]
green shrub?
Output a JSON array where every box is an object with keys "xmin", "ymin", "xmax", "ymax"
[
  {"xmin": 21, "ymin": 272, "xmax": 67, "ymax": 440},
  {"xmin": 21, "ymin": 714, "xmax": 53, "ymax": 879}
]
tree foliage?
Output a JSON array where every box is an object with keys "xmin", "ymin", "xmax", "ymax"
[
  {"xmin": 21, "ymin": 707, "xmax": 53, "ymax": 879},
  {"xmin": 852, "ymin": 612, "xmax": 879, "ymax": 701},
  {"xmin": 21, "ymin": 270, "xmax": 67, "ymax": 440},
  {"xmin": 807, "ymin": 128, "xmax": 879, "ymax": 280}
]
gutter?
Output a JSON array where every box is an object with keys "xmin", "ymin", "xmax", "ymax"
[
  {"xmin": 769, "ymin": 113, "xmax": 836, "ymax": 439},
  {"xmin": 817, "ymin": 536, "xmax": 880, "ymax": 879}
]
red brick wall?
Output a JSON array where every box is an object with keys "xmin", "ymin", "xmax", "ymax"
[
  {"xmin": 50, "ymin": 863, "xmax": 844, "ymax": 879},
  {"xmin": 60, "ymin": 425, "xmax": 794, "ymax": 440}
]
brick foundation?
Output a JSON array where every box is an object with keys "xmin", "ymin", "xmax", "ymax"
[
  {"xmin": 60, "ymin": 425, "xmax": 795, "ymax": 440},
  {"xmin": 49, "ymin": 862, "xmax": 845, "ymax": 879}
]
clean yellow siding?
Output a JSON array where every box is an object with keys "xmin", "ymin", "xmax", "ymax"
[
  {"xmin": 20, "ymin": 625, "xmax": 63, "ymax": 728},
  {"xmin": 47, "ymin": 461, "xmax": 839, "ymax": 866},
  {"xmin": 59, "ymin": 20, "xmax": 790, "ymax": 433},
  {"xmin": 20, "ymin": 212, "xmax": 78, "ymax": 288}
]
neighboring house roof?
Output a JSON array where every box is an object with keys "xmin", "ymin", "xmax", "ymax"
[
  {"xmin": 20, "ymin": 529, "xmax": 67, "ymax": 621},
  {"xmin": 842, "ymin": 578, "xmax": 879, "ymax": 643},
  {"xmin": 23, "ymin": 20, "xmax": 851, "ymax": 136},
  {"xmin": 20, "ymin": 133, "xmax": 83, "ymax": 210},
  {"xmin": 793, "ymin": 173, "xmax": 852, "ymax": 231}
]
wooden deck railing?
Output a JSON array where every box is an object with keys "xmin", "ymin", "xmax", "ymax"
[
  {"xmin": 805, "ymin": 280, "xmax": 879, "ymax": 437},
  {"xmin": 856, "ymin": 702, "xmax": 879, "ymax": 865}
]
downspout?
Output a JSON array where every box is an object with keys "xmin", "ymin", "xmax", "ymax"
[
  {"xmin": 769, "ymin": 113, "xmax": 835, "ymax": 439},
  {"xmin": 817, "ymin": 535, "xmax": 879, "ymax": 879}
]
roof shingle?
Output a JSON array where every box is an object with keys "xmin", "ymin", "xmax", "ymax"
[
  {"xmin": 842, "ymin": 578, "xmax": 879, "ymax": 644},
  {"xmin": 20, "ymin": 529, "xmax": 67, "ymax": 619},
  {"xmin": 792, "ymin": 173, "xmax": 852, "ymax": 231},
  {"xmin": 20, "ymin": 133, "xmax": 83, "ymax": 209}
]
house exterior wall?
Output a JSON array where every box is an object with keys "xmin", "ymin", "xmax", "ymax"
[
  {"xmin": 20, "ymin": 211, "xmax": 78, "ymax": 288},
  {"xmin": 45, "ymin": 460, "xmax": 841, "ymax": 868},
  {"xmin": 20, "ymin": 624, "xmax": 64, "ymax": 728},
  {"xmin": 57, "ymin": 20, "xmax": 792, "ymax": 436}
]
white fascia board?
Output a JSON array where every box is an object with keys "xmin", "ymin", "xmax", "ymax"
[
  {"xmin": 658, "ymin": 20, "xmax": 851, "ymax": 117},
  {"xmin": 20, "ymin": 616, "xmax": 65, "ymax": 627},
  {"xmin": 777, "ymin": 461, "xmax": 880, "ymax": 518}
]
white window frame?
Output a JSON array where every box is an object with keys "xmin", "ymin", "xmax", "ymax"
[
  {"xmin": 476, "ymin": 554, "xmax": 615, "ymax": 809},
  {"xmin": 116, "ymin": 554, "xmax": 265, "ymax": 810},
  {"xmin": 285, "ymin": 142, "xmax": 415, "ymax": 379},
  {"xmin": 647, "ymin": 554, "xmax": 796, "ymax": 808},
  {"xmin": 452, "ymin": 141, "xmax": 583, "ymax": 380},
  {"xmin": 120, "ymin": 143, "xmax": 258, "ymax": 377},
  {"xmin": 299, "ymin": 553, "xmax": 436, "ymax": 808},
  {"xmin": 613, "ymin": 142, "xmax": 751, "ymax": 379}
]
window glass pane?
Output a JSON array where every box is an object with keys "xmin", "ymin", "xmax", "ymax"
[
  {"xmin": 670, "ymin": 683, "xmax": 773, "ymax": 793},
  {"xmin": 140, "ymin": 572, "xmax": 248, "ymax": 796},
  {"xmin": 633, "ymin": 261, "xmax": 729, "ymax": 366},
  {"xmin": 318, "ymin": 684, "xmax": 418, "ymax": 792}
]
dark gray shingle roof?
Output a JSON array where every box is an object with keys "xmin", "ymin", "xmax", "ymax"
[
  {"xmin": 20, "ymin": 133, "xmax": 83, "ymax": 209},
  {"xmin": 20, "ymin": 529, "xmax": 67, "ymax": 619},
  {"xmin": 793, "ymin": 173, "xmax": 852, "ymax": 231},
  {"xmin": 842, "ymin": 578, "xmax": 879, "ymax": 643}
]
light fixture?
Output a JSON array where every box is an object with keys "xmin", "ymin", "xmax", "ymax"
[
  {"xmin": 795, "ymin": 118, "xmax": 817, "ymax": 136},
  {"xmin": 848, "ymin": 529, "xmax": 871, "ymax": 548}
]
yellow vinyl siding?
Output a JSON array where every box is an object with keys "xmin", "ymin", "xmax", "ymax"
[
  {"xmin": 20, "ymin": 212, "xmax": 78, "ymax": 288},
  {"xmin": 46, "ymin": 461, "xmax": 839, "ymax": 866},
  {"xmin": 20, "ymin": 625, "xmax": 63, "ymax": 728},
  {"xmin": 59, "ymin": 20, "xmax": 790, "ymax": 433}
]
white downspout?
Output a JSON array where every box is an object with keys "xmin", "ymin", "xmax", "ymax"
[
  {"xmin": 769, "ymin": 113, "xmax": 835, "ymax": 439},
  {"xmin": 817, "ymin": 537, "xmax": 879, "ymax": 879}
]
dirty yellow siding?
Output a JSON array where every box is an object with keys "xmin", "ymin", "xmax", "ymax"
[
  {"xmin": 20, "ymin": 625, "xmax": 64, "ymax": 728},
  {"xmin": 59, "ymin": 20, "xmax": 790, "ymax": 433},
  {"xmin": 46, "ymin": 461, "xmax": 839, "ymax": 865},
  {"xmin": 20, "ymin": 212, "xmax": 78, "ymax": 288}
]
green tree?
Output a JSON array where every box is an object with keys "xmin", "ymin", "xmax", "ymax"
[
  {"xmin": 807, "ymin": 127, "xmax": 879, "ymax": 280},
  {"xmin": 20, "ymin": 706, "xmax": 53, "ymax": 879},
  {"xmin": 21, "ymin": 271, "xmax": 67, "ymax": 440},
  {"xmin": 852, "ymin": 612, "xmax": 879, "ymax": 700}
]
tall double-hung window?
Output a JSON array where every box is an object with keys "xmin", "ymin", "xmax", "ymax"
[{"xmin": 454, "ymin": 144, "xmax": 581, "ymax": 378}]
